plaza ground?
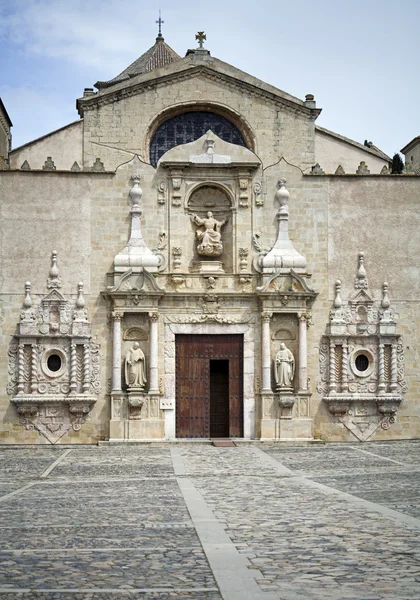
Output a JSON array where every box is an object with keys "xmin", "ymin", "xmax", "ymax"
[{"xmin": 1, "ymin": 440, "xmax": 420, "ymax": 599}]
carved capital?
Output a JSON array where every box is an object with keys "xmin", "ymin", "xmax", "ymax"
[
  {"xmin": 149, "ymin": 312, "xmax": 159, "ymax": 323},
  {"xmin": 261, "ymin": 312, "xmax": 272, "ymax": 323},
  {"xmin": 112, "ymin": 311, "xmax": 123, "ymax": 321}
]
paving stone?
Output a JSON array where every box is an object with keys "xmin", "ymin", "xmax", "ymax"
[{"xmin": 0, "ymin": 443, "xmax": 419, "ymax": 599}]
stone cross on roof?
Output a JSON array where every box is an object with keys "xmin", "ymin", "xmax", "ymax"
[{"xmin": 195, "ymin": 31, "xmax": 206, "ymax": 48}]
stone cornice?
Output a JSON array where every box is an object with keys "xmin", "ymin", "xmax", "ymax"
[{"xmin": 78, "ymin": 66, "xmax": 321, "ymax": 120}]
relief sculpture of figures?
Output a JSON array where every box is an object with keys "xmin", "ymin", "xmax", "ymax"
[
  {"xmin": 125, "ymin": 342, "xmax": 147, "ymax": 390},
  {"xmin": 191, "ymin": 211, "xmax": 227, "ymax": 257},
  {"xmin": 275, "ymin": 342, "xmax": 295, "ymax": 390}
]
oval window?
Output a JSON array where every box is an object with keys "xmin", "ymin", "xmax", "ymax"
[
  {"xmin": 47, "ymin": 354, "xmax": 62, "ymax": 372},
  {"xmin": 355, "ymin": 354, "xmax": 369, "ymax": 372}
]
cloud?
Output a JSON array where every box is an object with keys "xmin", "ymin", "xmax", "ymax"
[
  {"xmin": 0, "ymin": 85, "xmax": 78, "ymax": 148},
  {"xmin": 0, "ymin": 0, "xmax": 157, "ymax": 73}
]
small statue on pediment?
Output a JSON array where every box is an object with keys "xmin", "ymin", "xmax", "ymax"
[{"xmin": 191, "ymin": 211, "xmax": 227, "ymax": 257}]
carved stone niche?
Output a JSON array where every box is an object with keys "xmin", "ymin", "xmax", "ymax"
[
  {"xmin": 318, "ymin": 254, "xmax": 406, "ymax": 442},
  {"xmin": 157, "ymin": 130, "xmax": 260, "ymax": 274},
  {"xmin": 8, "ymin": 255, "xmax": 100, "ymax": 444}
]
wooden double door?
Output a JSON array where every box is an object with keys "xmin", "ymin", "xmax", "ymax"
[{"xmin": 175, "ymin": 335, "xmax": 243, "ymax": 438}]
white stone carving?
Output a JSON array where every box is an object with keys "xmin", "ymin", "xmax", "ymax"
[
  {"xmin": 125, "ymin": 342, "xmax": 147, "ymax": 390},
  {"xmin": 274, "ymin": 343, "xmax": 295, "ymax": 390},
  {"xmin": 191, "ymin": 211, "xmax": 227, "ymax": 257},
  {"xmin": 259, "ymin": 180, "xmax": 307, "ymax": 273},
  {"xmin": 319, "ymin": 253, "xmax": 406, "ymax": 442},
  {"xmin": 9, "ymin": 260, "xmax": 99, "ymax": 443},
  {"xmin": 113, "ymin": 174, "xmax": 160, "ymax": 271}
]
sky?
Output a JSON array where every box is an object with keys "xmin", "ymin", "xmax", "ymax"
[{"xmin": 0, "ymin": 0, "xmax": 419, "ymax": 157}]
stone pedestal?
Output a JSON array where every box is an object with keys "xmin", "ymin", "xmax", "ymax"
[
  {"xmin": 278, "ymin": 392, "xmax": 295, "ymax": 419},
  {"xmin": 127, "ymin": 389, "xmax": 146, "ymax": 419},
  {"xmin": 195, "ymin": 261, "xmax": 225, "ymax": 274}
]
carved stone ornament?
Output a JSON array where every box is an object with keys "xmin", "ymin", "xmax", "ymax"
[
  {"xmin": 113, "ymin": 173, "xmax": 161, "ymax": 272},
  {"xmin": 9, "ymin": 254, "xmax": 100, "ymax": 443},
  {"xmin": 318, "ymin": 253, "xmax": 406, "ymax": 442},
  {"xmin": 258, "ymin": 181, "xmax": 307, "ymax": 273},
  {"xmin": 191, "ymin": 211, "xmax": 227, "ymax": 257}
]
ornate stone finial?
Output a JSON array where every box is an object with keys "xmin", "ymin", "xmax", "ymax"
[
  {"xmin": 156, "ymin": 9, "xmax": 164, "ymax": 38},
  {"xmin": 382, "ymin": 282, "xmax": 391, "ymax": 309},
  {"xmin": 113, "ymin": 174, "xmax": 159, "ymax": 272},
  {"xmin": 47, "ymin": 251, "xmax": 62, "ymax": 289},
  {"xmin": 275, "ymin": 179, "xmax": 289, "ymax": 211},
  {"xmin": 260, "ymin": 181, "xmax": 307, "ymax": 272},
  {"xmin": 71, "ymin": 161, "xmax": 81, "ymax": 172},
  {"xmin": 0, "ymin": 156, "xmax": 9, "ymax": 170},
  {"xmin": 21, "ymin": 160, "xmax": 31, "ymax": 171},
  {"xmin": 356, "ymin": 161, "xmax": 370, "ymax": 175},
  {"xmin": 23, "ymin": 282, "xmax": 32, "ymax": 309},
  {"xmin": 76, "ymin": 282, "xmax": 85, "ymax": 309},
  {"xmin": 42, "ymin": 157, "xmax": 56, "ymax": 171},
  {"xmin": 380, "ymin": 164, "xmax": 390, "ymax": 175},
  {"xmin": 335, "ymin": 165, "xmax": 345, "ymax": 175},
  {"xmin": 129, "ymin": 174, "xmax": 143, "ymax": 208},
  {"xmin": 355, "ymin": 252, "xmax": 368, "ymax": 289},
  {"xmin": 333, "ymin": 280, "xmax": 342, "ymax": 308},
  {"xmin": 91, "ymin": 158, "xmax": 105, "ymax": 172},
  {"xmin": 311, "ymin": 163, "xmax": 325, "ymax": 175},
  {"xmin": 195, "ymin": 31, "xmax": 206, "ymax": 48}
]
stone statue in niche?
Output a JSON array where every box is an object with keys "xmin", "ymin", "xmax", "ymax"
[
  {"xmin": 274, "ymin": 343, "xmax": 295, "ymax": 390},
  {"xmin": 191, "ymin": 211, "xmax": 227, "ymax": 257},
  {"xmin": 125, "ymin": 342, "xmax": 147, "ymax": 390}
]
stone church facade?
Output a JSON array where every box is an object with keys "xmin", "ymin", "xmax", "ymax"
[{"xmin": 0, "ymin": 33, "xmax": 419, "ymax": 444}]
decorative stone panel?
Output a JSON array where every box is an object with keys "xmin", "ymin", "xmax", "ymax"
[
  {"xmin": 318, "ymin": 253, "xmax": 406, "ymax": 441},
  {"xmin": 8, "ymin": 253, "xmax": 100, "ymax": 444}
]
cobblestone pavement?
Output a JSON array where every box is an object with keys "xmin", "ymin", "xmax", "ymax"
[{"xmin": 0, "ymin": 442, "xmax": 419, "ymax": 599}]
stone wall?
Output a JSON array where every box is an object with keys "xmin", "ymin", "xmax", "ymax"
[
  {"xmin": 315, "ymin": 128, "xmax": 388, "ymax": 174},
  {"xmin": 9, "ymin": 121, "xmax": 83, "ymax": 171}
]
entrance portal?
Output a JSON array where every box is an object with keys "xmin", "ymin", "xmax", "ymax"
[{"xmin": 175, "ymin": 335, "xmax": 243, "ymax": 438}]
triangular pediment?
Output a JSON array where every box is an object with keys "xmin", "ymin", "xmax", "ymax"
[
  {"xmin": 78, "ymin": 55, "xmax": 321, "ymax": 119},
  {"xmin": 42, "ymin": 289, "xmax": 66, "ymax": 303},
  {"xmin": 350, "ymin": 289, "xmax": 373, "ymax": 305},
  {"xmin": 159, "ymin": 130, "xmax": 260, "ymax": 168}
]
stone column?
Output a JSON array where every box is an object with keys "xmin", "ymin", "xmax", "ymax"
[
  {"xmin": 390, "ymin": 343, "xmax": 398, "ymax": 392},
  {"xmin": 341, "ymin": 343, "xmax": 349, "ymax": 393},
  {"xmin": 31, "ymin": 344, "xmax": 38, "ymax": 393},
  {"xmin": 298, "ymin": 314, "xmax": 308, "ymax": 391},
  {"xmin": 17, "ymin": 343, "xmax": 25, "ymax": 395},
  {"xmin": 149, "ymin": 311, "xmax": 159, "ymax": 394},
  {"xmin": 378, "ymin": 343, "xmax": 385, "ymax": 394},
  {"xmin": 261, "ymin": 312, "xmax": 272, "ymax": 392},
  {"xmin": 82, "ymin": 343, "xmax": 90, "ymax": 394},
  {"xmin": 69, "ymin": 343, "xmax": 77, "ymax": 394},
  {"xmin": 112, "ymin": 311, "xmax": 123, "ymax": 392},
  {"xmin": 329, "ymin": 342, "xmax": 336, "ymax": 394}
]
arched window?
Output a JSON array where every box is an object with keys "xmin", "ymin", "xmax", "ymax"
[{"xmin": 150, "ymin": 111, "xmax": 247, "ymax": 167}]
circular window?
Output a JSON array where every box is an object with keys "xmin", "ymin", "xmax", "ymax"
[
  {"xmin": 350, "ymin": 349, "xmax": 375, "ymax": 378},
  {"xmin": 41, "ymin": 349, "xmax": 66, "ymax": 378},
  {"xmin": 47, "ymin": 354, "xmax": 62, "ymax": 372}
]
